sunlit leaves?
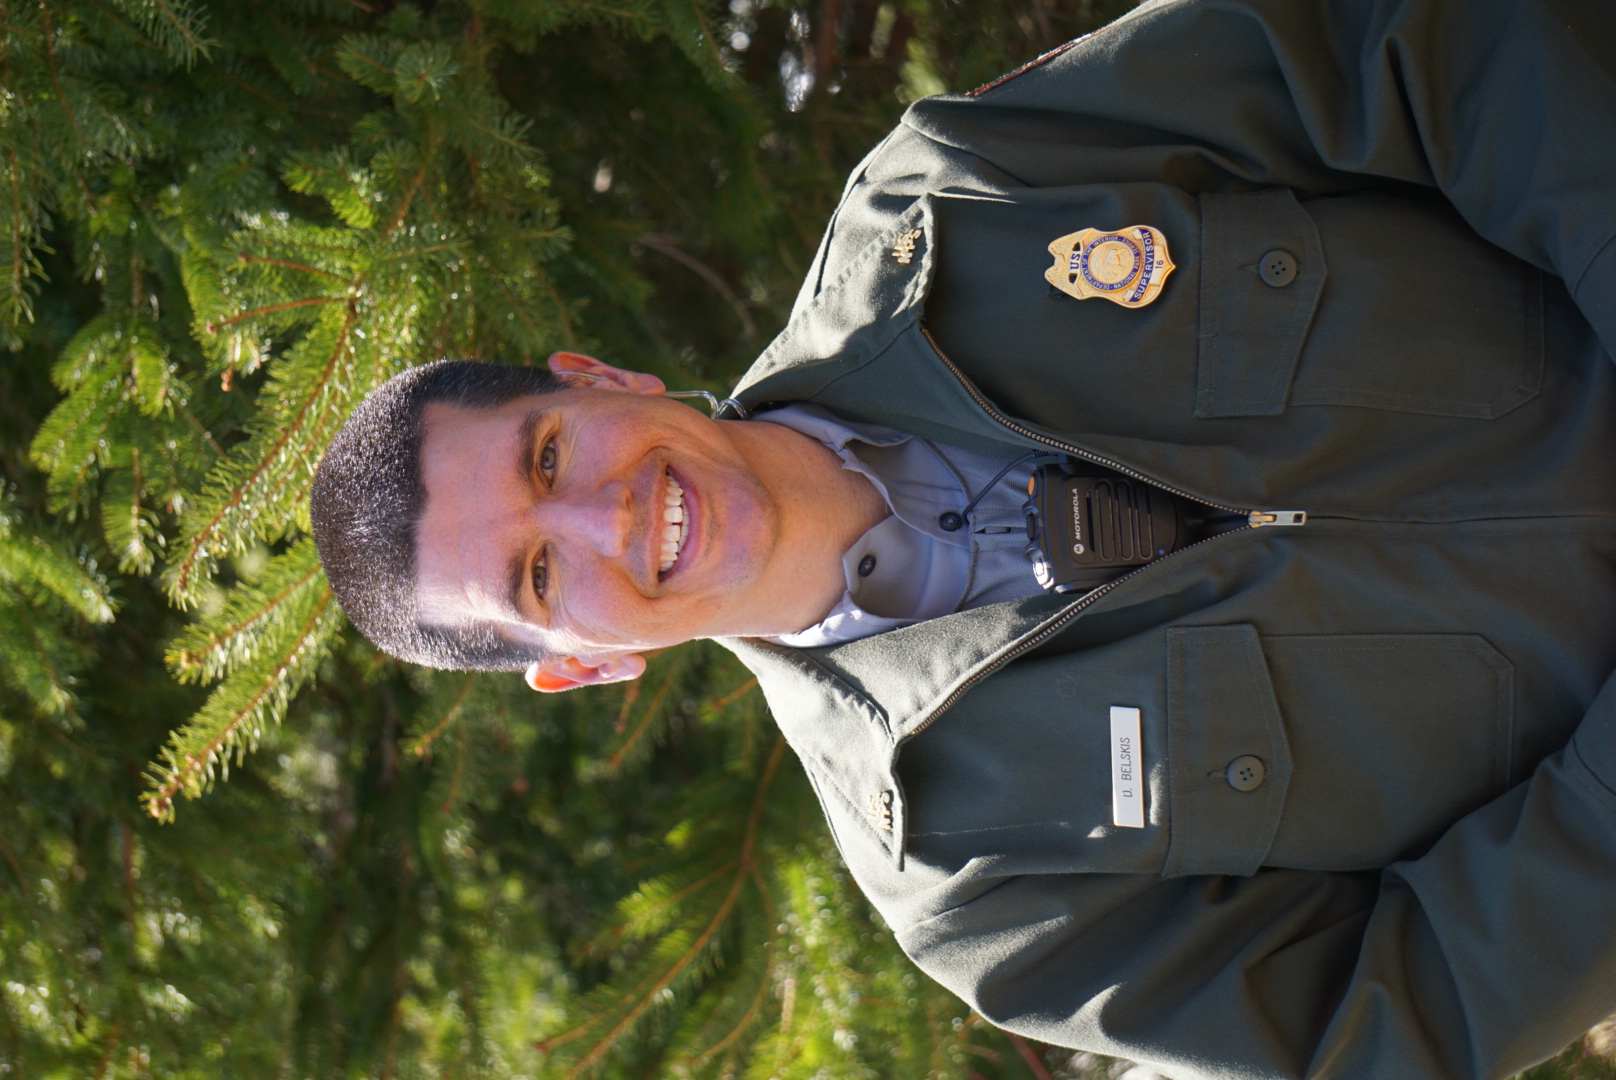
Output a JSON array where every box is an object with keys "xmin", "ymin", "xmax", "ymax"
[
  {"xmin": 466, "ymin": 0, "xmax": 738, "ymax": 89},
  {"xmin": 143, "ymin": 575, "xmax": 341, "ymax": 819},
  {"xmin": 537, "ymin": 730, "xmax": 791, "ymax": 1078},
  {"xmin": 107, "ymin": 0, "xmax": 217, "ymax": 66},
  {"xmin": 0, "ymin": 138, "xmax": 50, "ymax": 349},
  {"xmin": 0, "ymin": 492, "xmax": 113, "ymax": 715},
  {"xmin": 655, "ymin": 0, "xmax": 740, "ymax": 91},
  {"xmin": 165, "ymin": 537, "xmax": 325, "ymax": 686},
  {"xmin": 31, "ymin": 314, "xmax": 196, "ymax": 580},
  {"xmin": 284, "ymin": 148, "xmax": 383, "ymax": 229},
  {"xmin": 163, "ymin": 301, "xmax": 365, "ymax": 607},
  {"xmin": 0, "ymin": 492, "xmax": 113, "ymax": 623},
  {"xmin": 391, "ymin": 42, "xmax": 461, "ymax": 105},
  {"xmin": 0, "ymin": 0, "xmax": 154, "ymax": 348},
  {"xmin": 100, "ymin": 462, "xmax": 165, "ymax": 574}
]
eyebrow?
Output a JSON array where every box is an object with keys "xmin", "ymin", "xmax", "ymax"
[
  {"xmin": 513, "ymin": 406, "xmax": 545, "ymax": 487},
  {"xmin": 505, "ymin": 407, "xmax": 547, "ymax": 618},
  {"xmin": 505, "ymin": 549, "xmax": 531, "ymax": 623}
]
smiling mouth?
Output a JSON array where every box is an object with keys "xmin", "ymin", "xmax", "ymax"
[{"xmin": 658, "ymin": 469, "xmax": 690, "ymax": 576}]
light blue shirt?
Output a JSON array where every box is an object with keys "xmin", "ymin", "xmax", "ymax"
[{"xmin": 757, "ymin": 404, "xmax": 1048, "ymax": 647}]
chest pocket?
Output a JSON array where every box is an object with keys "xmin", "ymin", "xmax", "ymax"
[
  {"xmin": 1195, "ymin": 189, "xmax": 1544, "ymax": 420},
  {"xmin": 1166, "ymin": 624, "xmax": 1515, "ymax": 876}
]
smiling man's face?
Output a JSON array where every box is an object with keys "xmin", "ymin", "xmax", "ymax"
[{"xmin": 413, "ymin": 361, "xmax": 788, "ymax": 684}]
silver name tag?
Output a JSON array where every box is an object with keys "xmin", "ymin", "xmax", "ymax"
[{"xmin": 1110, "ymin": 706, "xmax": 1145, "ymax": 828}]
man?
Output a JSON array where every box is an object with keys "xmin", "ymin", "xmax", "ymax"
[{"xmin": 310, "ymin": 0, "xmax": 1616, "ymax": 1075}]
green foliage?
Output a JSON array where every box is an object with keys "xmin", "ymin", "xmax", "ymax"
[
  {"xmin": 1521, "ymin": 1032, "xmax": 1616, "ymax": 1080},
  {"xmin": 0, "ymin": 488, "xmax": 113, "ymax": 715},
  {"xmin": 2, "ymin": 1, "xmax": 1602, "ymax": 1078}
]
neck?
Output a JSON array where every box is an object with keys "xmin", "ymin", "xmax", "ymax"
[{"xmin": 720, "ymin": 418, "xmax": 889, "ymax": 636}]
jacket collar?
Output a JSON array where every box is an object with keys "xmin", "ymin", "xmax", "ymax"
[
  {"xmin": 734, "ymin": 197, "xmax": 937, "ymax": 408},
  {"xmin": 721, "ymin": 593, "xmax": 1076, "ymax": 868},
  {"xmin": 824, "ymin": 595, "xmax": 1071, "ymax": 736},
  {"xmin": 732, "ymin": 193, "xmax": 1105, "ymax": 461}
]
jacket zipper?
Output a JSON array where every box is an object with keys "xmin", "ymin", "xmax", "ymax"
[{"xmin": 904, "ymin": 327, "xmax": 1307, "ymax": 739}]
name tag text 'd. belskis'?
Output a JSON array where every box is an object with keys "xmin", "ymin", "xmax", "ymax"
[{"xmin": 1110, "ymin": 706, "xmax": 1145, "ymax": 828}]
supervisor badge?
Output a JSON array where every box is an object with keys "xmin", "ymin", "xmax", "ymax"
[{"xmin": 1046, "ymin": 225, "xmax": 1175, "ymax": 308}]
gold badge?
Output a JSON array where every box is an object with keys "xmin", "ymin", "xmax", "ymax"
[{"xmin": 1045, "ymin": 225, "xmax": 1175, "ymax": 308}]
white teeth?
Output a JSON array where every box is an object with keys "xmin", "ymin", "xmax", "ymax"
[{"xmin": 658, "ymin": 472, "xmax": 690, "ymax": 575}]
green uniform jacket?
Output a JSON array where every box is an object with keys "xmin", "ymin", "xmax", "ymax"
[{"xmin": 721, "ymin": 0, "xmax": 1616, "ymax": 1076}]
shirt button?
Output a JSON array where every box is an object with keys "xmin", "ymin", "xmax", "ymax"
[
  {"xmin": 1225, "ymin": 755, "xmax": 1267, "ymax": 791},
  {"xmin": 857, "ymin": 554, "xmax": 878, "ymax": 577},
  {"xmin": 1258, "ymin": 249, "xmax": 1298, "ymax": 288}
]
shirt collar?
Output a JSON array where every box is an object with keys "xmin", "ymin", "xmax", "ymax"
[{"xmin": 756, "ymin": 404, "xmax": 973, "ymax": 646}]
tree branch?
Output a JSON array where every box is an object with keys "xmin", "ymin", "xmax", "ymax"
[
  {"xmin": 814, "ymin": 0, "xmax": 844, "ymax": 82},
  {"xmin": 1009, "ymin": 1033, "xmax": 1056, "ymax": 1080},
  {"xmin": 639, "ymin": 233, "xmax": 757, "ymax": 339}
]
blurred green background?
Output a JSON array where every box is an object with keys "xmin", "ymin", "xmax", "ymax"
[{"xmin": 0, "ymin": 1, "xmax": 1608, "ymax": 1077}]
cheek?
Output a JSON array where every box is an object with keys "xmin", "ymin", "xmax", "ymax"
[
  {"xmin": 557, "ymin": 576, "xmax": 633, "ymax": 641},
  {"xmin": 709, "ymin": 467, "xmax": 778, "ymax": 563},
  {"xmin": 556, "ymin": 567, "xmax": 676, "ymax": 651}
]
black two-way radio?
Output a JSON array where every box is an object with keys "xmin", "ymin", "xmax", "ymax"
[
  {"xmin": 1021, "ymin": 462, "xmax": 1198, "ymax": 592},
  {"xmin": 935, "ymin": 453, "xmax": 1251, "ymax": 595}
]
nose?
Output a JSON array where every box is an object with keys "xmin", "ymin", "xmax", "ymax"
[{"xmin": 541, "ymin": 479, "xmax": 634, "ymax": 558}]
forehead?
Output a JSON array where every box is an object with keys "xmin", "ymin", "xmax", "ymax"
[
  {"xmin": 419, "ymin": 382, "xmax": 665, "ymax": 442},
  {"xmin": 413, "ymin": 396, "xmax": 547, "ymax": 629},
  {"xmin": 420, "ymin": 392, "xmax": 546, "ymax": 448}
]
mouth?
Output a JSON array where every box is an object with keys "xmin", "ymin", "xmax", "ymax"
[{"xmin": 657, "ymin": 468, "xmax": 691, "ymax": 577}]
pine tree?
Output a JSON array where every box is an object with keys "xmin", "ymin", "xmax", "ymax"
[{"xmin": 0, "ymin": 2, "xmax": 1607, "ymax": 1078}]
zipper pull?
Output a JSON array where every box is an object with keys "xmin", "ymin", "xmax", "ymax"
[{"xmin": 1248, "ymin": 510, "xmax": 1307, "ymax": 527}]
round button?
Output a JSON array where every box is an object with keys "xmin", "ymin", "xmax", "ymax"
[
  {"xmin": 938, "ymin": 511, "xmax": 964, "ymax": 532},
  {"xmin": 1225, "ymin": 755, "xmax": 1267, "ymax": 792},
  {"xmin": 857, "ymin": 554, "xmax": 877, "ymax": 577},
  {"xmin": 1258, "ymin": 249, "xmax": 1298, "ymax": 288}
]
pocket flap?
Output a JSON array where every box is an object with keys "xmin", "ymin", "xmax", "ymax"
[
  {"xmin": 1164, "ymin": 624, "xmax": 1292, "ymax": 876},
  {"xmin": 1195, "ymin": 188, "xmax": 1326, "ymax": 418},
  {"xmin": 1260, "ymin": 633, "xmax": 1514, "ymax": 869}
]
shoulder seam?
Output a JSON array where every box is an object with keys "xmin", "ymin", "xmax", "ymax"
[{"xmin": 966, "ymin": 35, "xmax": 1087, "ymax": 96}]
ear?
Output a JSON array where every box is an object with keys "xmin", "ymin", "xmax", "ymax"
[
  {"xmin": 547, "ymin": 351, "xmax": 665, "ymax": 396},
  {"xmin": 524, "ymin": 653, "xmax": 647, "ymax": 693}
]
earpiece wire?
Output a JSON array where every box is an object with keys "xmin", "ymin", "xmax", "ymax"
[{"xmin": 560, "ymin": 369, "xmax": 749, "ymax": 420}]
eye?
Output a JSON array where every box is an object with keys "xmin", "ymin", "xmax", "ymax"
[
  {"xmin": 531, "ymin": 553, "xmax": 549, "ymax": 600},
  {"xmin": 538, "ymin": 438, "xmax": 558, "ymax": 481}
]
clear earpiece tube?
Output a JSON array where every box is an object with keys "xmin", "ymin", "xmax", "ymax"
[
  {"xmin": 561, "ymin": 370, "xmax": 748, "ymax": 419},
  {"xmin": 664, "ymin": 389, "xmax": 750, "ymax": 420}
]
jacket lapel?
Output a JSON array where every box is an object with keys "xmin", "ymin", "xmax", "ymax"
[
  {"xmin": 731, "ymin": 193, "xmax": 1120, "ymax": 462},
  {"xmin": 720, "ymin": 593, "xmax": 1077, "ymax": 869}
]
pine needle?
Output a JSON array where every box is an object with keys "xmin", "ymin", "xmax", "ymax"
[{"xmin": 143, "ymin": 584, "xmax": 341, "ymax": 820}]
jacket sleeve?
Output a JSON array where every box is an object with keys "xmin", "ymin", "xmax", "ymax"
[
  {"xmin": 895, "ymin": 668, "xmax": 1616, "ymax": 1079},
  {"xmin": 900, "ymin": 0, "xmax": 1616, "ymax": 359}
]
